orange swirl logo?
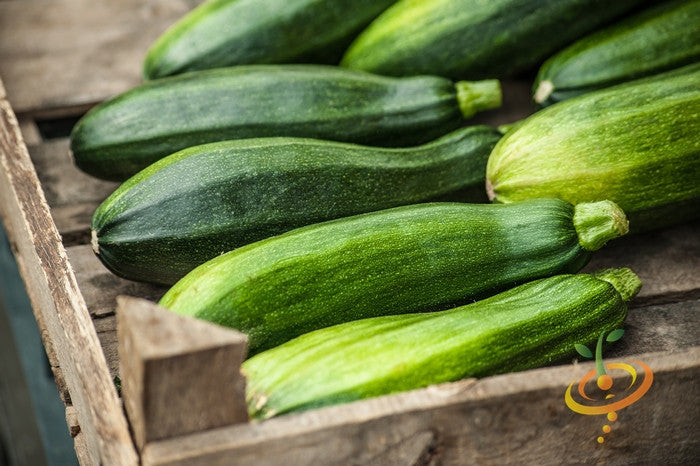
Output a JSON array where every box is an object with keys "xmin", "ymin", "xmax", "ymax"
[{"xmin": 564, "ymin": 329, "xmax": 653, "ymax": 444}]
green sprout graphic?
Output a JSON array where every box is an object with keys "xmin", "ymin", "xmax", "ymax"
[{"xmin": 575, "ymin": 329, "xmax": 624, "ymax": 390}]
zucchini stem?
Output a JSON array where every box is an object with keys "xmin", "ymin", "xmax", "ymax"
[
  {"xmin": 455, "ymin": 80, "xmax": 502, "ymax": 118},
  {"xmin": 573, "ymin": 200, "xmax": 629, "ymax": 251},
  {"xmin": 534, "ymin": 80, "xmax": 554, "ymax": 104},
  {"xmin": 593, "ymin": 267, "xmax": 642, "ymax": 303}
]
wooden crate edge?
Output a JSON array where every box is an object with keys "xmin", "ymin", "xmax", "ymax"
[
  {"xmin": 0, "ymin": 80, "xmax": 138, "ymax": 466},
  {"xmin": 142, "ymin": 346, "xmax": 699, "ymax": 465}
]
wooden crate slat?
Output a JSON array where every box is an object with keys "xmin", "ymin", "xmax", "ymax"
[
  {"xmin": 583, "ymin": 220, "xmax": 700, "ymax": 305},
  {"xmin": 610, "ymin": 299, "xmax": 699, "ymax": 357},
  {"xmin": 67, "ymin": 244, "xmax": 168, "ymax": 318},
  {"xmin": 0, "ymin": 80, "xmax": 137, "ymax": 465},
  {"xmin": 50, "ymin": 202, "xmax": 107, "ymax": 247},
  {"xmin": 140, "ymin": 347, "xmax": 699, "ymax": 465},
  {"xmin": 28, "ymin": 138, "xmax": 118, "ymax": 208},
  {"xmin": 93, "ymin": 315, "xmax": 119, "ymax": 380},
  {"xmin": 17, "ymin": 117, "xmax": 42, "ymax": 146},
  {"xmin": 26, "ymin": 137, "xmax": 118, "ymax": 244},
  {"xmin": 117, "ymin": 297, "xmax": 249, "ymax": 450},
  {"xmin": 0, "ymin": 0, "xmax": 206, "ymax": 117}
]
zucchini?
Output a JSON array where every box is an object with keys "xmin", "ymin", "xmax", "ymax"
[
  {"xmin": 159, "ymin": 198, "xmax": 629, "ymax": 355},
  {"xmin": 534, "ymin": 0, "xmax": 700, "ymax": 107},
  {"xmin": 70, "ymin": 65, "xmax": 501, "ymax": 181},
  {"xmin": 143, "ymin": 0, "xmax": 398, "ymax": 80},
  {"xmin": 340, "ymin": 0, "xmax": 650, "ymax": 80},
  {"xmin": 92, "ymin": 126, "xmax": 502, "ymax": 285},
  {"xmin": 487, "ymin": 65, "xmax": 700, "ymax": 232},
  {"xmin": 244, "ymin": 268, "xmax": 641, "ymax": 419}
]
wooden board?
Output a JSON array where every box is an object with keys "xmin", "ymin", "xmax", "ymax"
[
  {"xmin": 0, "ymin": 0, "xmax": 207, "ymax": 118},
  {"xmin": 117, "ymin": 297, "xmax": 249, "ymax": 449}
]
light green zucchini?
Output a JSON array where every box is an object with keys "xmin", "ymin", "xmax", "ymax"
[
  {"xmin": 487, "ymin": 64, "xmax": 700, "ymax": 232},
  {"xmin": 244, "ymin": 268, "xmax": 641, "ymax": 419}
]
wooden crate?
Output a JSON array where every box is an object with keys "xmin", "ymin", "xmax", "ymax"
[{"xmin": 1, "ymin": 1, "xmax": 698, "ymax": 464}]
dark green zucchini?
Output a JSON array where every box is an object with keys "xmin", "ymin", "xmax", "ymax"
[
  {"xmin": 487, "ymin": 64, "xmax": 700, "ymax": 232},
  {"xmin": 91, "ymin": 126, "xmax": 502, "ymax": 285},
  {"xmin": 534, "ymin": 0, "xmax": 700, "ymax": 107},
  {"xmin": 159, "ymin": 198, "xmax": 629, "ymax": 356},
  {"xmin": 143, "ymin": 0, "xmax": 398, "ymax": 80},
  {"xmin": 70, "ymin": 65, "xmax": 501, "ymax": 181},
  {"xmin": 244, "ymin": 268, "xmax": 640, "ymax": 419},
  {"xmin": 340, "ymin": 0, "xmax": 651, "ymax": 80}
]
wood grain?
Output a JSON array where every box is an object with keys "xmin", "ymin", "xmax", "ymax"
[
  {"xmin": 117, "ymin": 296, "xmax": 249, "ymax": 450},
  {"xmin": 0, "ymin": 0, "xmax": 207, "ymax": 117},
  {"xmin": 28, "ymin": 138, "xmax": 117, "ymax": 209},
  {"xmin": 0, "ymin": 80, "xmax": 138, "ymax": 465},
  {"xmin": 583, "ymin": 220, "xmax": 700, "ymax": 306},
  {"xmin": 141, "ymin": 347, "xmax": 699, "ymax": 465},
  {"xmin": 27, "ymin": 138, "xmax": 118, "ymax": 245},
  {"xmin": 17, "ymin": 117, "xmax": 42, "ymax": 145},
  {"xmin": 67, "ymin": 245, "xmax": 167, "ymax": 319},
  {"xmin": 65, "ymin": 405, "xmax": 81, "ymax": 438}
]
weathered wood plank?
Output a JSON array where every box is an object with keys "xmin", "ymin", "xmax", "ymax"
[
  {"xmin": 27, "ymin": 138, "xmax": 117, "ymax": 244},
  {"xmin": 73, "ymin": 429, "xmax": 94, "ymax": 466},
  {"xmin": 17, "ymin": 117, "xmax": 42, "ymax": 145},
  {"xmin": 0, "ymin": 80, "xmax": 138, "ymax": 465},
  {"xmin": 65, "ymin": 406, "xmax": 81, "ymax": 439},
  {"xmin": 67, "ymin": 244, "xmax": 167, "ymax": 318},
  {"xmin": 51, "ymin": 203, "xmax": 106, "ymax": 246},
  {"xmin": 609, "ymin": 298, "xmax": 699, "ymax": 357},
  {"xmin": 117, "ymin": 297, "xmax": 249, "ymax": 450},
  {"xmin": 94, "ymin": 315, "xmax": 119, "ymax": 380},
  {"xmin": 28, "ymin": 138, "xmax": 117, "ymax": 208},
  {"xmin": 0, "ymin": 0, "xmax": 206, "ymax": 117},
  {"xmin": 583, "ymin": 220, "xmax": 700, "ymax": 306},
  {"xmin": 142, "ymin": 347, "xmax": 699, "ymax": 465}
]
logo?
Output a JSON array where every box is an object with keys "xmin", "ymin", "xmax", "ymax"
[{"xmin": 564, "ymin": 329, "xmax": 653, "ymax": 444}]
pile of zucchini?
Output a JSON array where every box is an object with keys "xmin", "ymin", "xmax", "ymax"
[{"xmin": 72, "ymin": 0, "xmax": 699, "ymax": 418}]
